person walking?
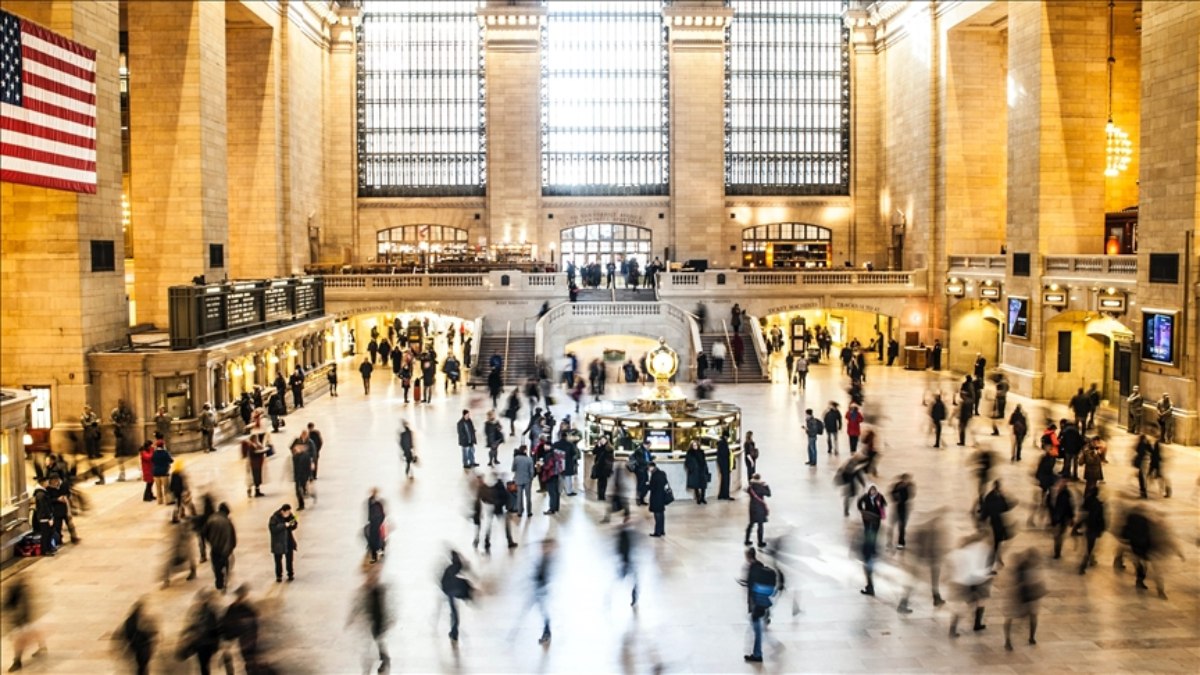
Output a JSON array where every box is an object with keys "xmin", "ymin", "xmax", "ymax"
[
  {"xmin": 929, "ymin": 393, "xmax": 947, "ymax": 448},
  {"xmin": 647, "ymin": 461, "xmax": 671, "ymax": 537},
  {"xmin": 980, "ymin": 481, "xmax": 1013, "ymax": 568},
  {"xmin": 179, "ymin": 589, "xmax": 222, "ymax": 675},
  {"xmin": 742, "ymin": 547, "xmax": 781, "ymax": 663},
  {"xmin": 267, "ymin": 393, "xmax": 286, "ymax": 433},
  {"xmin": 1002, "ymin": 548, "xmax": 1046, "ymax": 651},
  {"xmin": 744, "ymin": 474, "xmax": 771, "ymax": 548},
  {"xmin": 349, "ymin": 565, "xmax": 392, "ymax": 674},
  {"xmin": 531, "ymin": 539, "xmax": 557, "ymax": 645},
  {"xmin": 716, "ymin": 432, "xmax": 734, "ymax": 500},
  {"xmin": 456, "ymin": 410, "xmax": 478, "ymax": 470},
  {"xmin": 711, "ymin": 340, "xmax": 726, "ymax": 374},
  {"xmin": 151, "ymin": 437, "xmax": 173, "ymax": 505},
  {"xmin": 793, "ymin": 354, "xmax": 809, "ymax": 389},
  {"xmin": 857, "ymin": 485, "xmax": 887, "ymax": 595},
  {"xmin": 4, "ymin": 577, "xmax": 47, "ymax": 672},
  {"xmin": 440, "ymin": 550, "xmax": 472, "ymax": 642},
  {"xmin": 823, "ymin": 402, "xmax": 842, "ymax": 456},
  {"xmin": 1049, "ymin": 478, "xmax": 1075, "ymax": 560},
  {"xmin": 241, "ymin": 434, "xmax": 267, "ymax": 497},
  {"xmin": 743, "ymin": 431, "xmax": 759, "ymax": 480},
  {"xmin": 803, "ymin": 409, "xmax": 822, "ymax": 466},
  {"xmin": 1058, "ymin": 420, "xmax": 1084, "ymax": 480},
  {"xmin": 268, "ymin": 504, "xmax": 298, "ymax": 583},
  {"xmin": 889, "ymin": 474, "xmax": 914, "ymax": 550},
  {"xmin": 844, "ymin": 404, "xmax": 863, "ymax": 454},
  {"xmin": 139, "ymin": 441, "xmax": 155, "ymax": 502},
  {"xmin": 484, "ymin": 410, "xmax": 504, "ymax": 467},
  {"xmin": 956, "ymin": 381, "xmax": 974, "ymax": 446},
  {"xmin": 512, "ymin": 445, "xmax": 535, "ymax": 516},
  {"xmin": 1076, "ymin": 487, "xmax": 1106, "ymax": 574},
  {"xmin": 202, "ymin": 503, "xmax": 237, "ymax": 591},
  {"xmin": 359, "ymin": 357, "xmax": 373, "ymax": 395},
  {"xmin": 289, "ymin": 366, "xmax": 305, "ymax": 409},
  {"xmin": 591, "ymin": 435, "xmax": 614, "ymax": 501},
  {"xmin": 684, "ymin": 440, "xmax": 710, "ymax": 504},
  {"xmin": 120, "ymin": 599, "xmax": 158, "ymax": 675},
  {"xmin": 364, "ymin": 488, "xmax": 387, "ymax": 564},
  {"xmin": 221, "ymin": 585, "xmax": 262, "ymax": 674},
  {"xmin": 327, "ymin": 366, "xmax": 338, "ymax": 397},
  {"xmin": 1009, "ymin": 405, "xmax": 1028, "ymax": 461},
  {"xmin": 398, "ymin": 421, "xmax": 416, "ymax": 479}
]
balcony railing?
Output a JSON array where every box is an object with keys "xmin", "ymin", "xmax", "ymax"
[
  {"xmin": 1044, "ymin": 255, "xmax": 1137, "ymax": 279},
  {"xmin": 661, "ymin": 269, "xmax": 925, "ymax": 291},
  {"xmin": 947, "ymin": 255, "xmax": 1007, "ymax": 273}
]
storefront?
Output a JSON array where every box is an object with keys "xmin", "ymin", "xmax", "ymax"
[
  {"xmin": 0, "ymin": 389, "xmax": 34, "ymax": 563},
  {"xmin": 376, "ymin": 224, "xmax": 474, "ymax": 265},
  {"xmin": 741, "ymin": 223, "xmax": 832, "ymax": 269}
]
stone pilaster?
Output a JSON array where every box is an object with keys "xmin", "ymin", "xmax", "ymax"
[
  {"xmin": 0, "ymin": 1, "xmax": 125, "ymax": 435},
  {"xmin": 847, "ymin": 9, "xmax": 881, "ymax": 268},
  {"xmin": 128, "ymin": 0, "xmax": 229, "ymax": 326},
  {"xmin": 665, "ymin": 3, "xmax": 731, "ymax": 265},
  {"xmin": 323, "ymin": 8, "xmax": 359, "ymax": 264},
  {"xmin": 226, "ymin": 16, "xmax": 284, "ymax": 279},
  {"xmin": 1003, "ymin": 0, "xmax": 1107, "ymax": 397},
  {"xmin": 1136, "ymin": 1, "xmax": 1200, "ymax": 444},
  {"xmin": 480, "ymin": 3, "xmax": 544, "ymax": 249}
]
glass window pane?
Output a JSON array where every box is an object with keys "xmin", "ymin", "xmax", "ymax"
[
  {"xmin": 358, "ymin": 2, "xmax": 485, "ymax": 197},
  {"xmin": 542, "ymin": 1, "xmax": 668, "ymax": 196},
  {"xmin": 726, "ymin": 1, "xmax": 849, "ymax": 196}
]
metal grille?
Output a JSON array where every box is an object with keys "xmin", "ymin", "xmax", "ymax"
[
  {"xmin": 725, "ymin": 0, "xmax": 850, "ymax": 195},
  {"xmin": 357, "ymin": 1, "xmax": 485, "ymax": 197},
  {"xmin": 541, "ymin": 1, "xmax": 669, "ymax": 196}
]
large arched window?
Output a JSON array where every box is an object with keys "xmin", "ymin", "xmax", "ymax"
[
  {"xmin": 376, "ymin": 225, "xmax": 470, "ymax": 264},
  {"xmin": 560, "ymin": 224, "xmax": 652, "ymax": 268},
  {"xmin": 742, "ymin": 223, "xmax": 831, "ymax": 268},
  {"xmin": 726, "ymin": 1, "xmax": 850, "ymax": 195}
]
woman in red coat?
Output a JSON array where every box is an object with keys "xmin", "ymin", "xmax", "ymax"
[{"xmin": 139, "ymin": 441, "xmax": 155, "ymax": 502}]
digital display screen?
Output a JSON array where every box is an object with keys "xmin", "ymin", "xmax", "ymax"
[
  {"xmin": 1142, "ymin": 311, "xmax": 1175, "ymax": 364},
  {"xmin": 645, "ymin": 430, "xmax": 671, "ymax": 452},
  {"xmin": 1007, "ymin": 297, "xmax": 1029, "ymax": 338}
]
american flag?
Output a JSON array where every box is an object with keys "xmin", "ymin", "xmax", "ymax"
[{"xmin": 0, "ymin": 9, "xmax": 97, "ymax": 194}]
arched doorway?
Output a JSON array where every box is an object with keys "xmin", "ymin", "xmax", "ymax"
[
  {"xmin": 1042, "ymin": 311, "xmax": 1134, "ymax": 403},
  {"xmin": 559, "ymin": 223, "xmax": 652, "ymax": 270},
  {"xmin": 948, "ymin": 299, "xmax": 1004, "ymax": 374},
  {"xmin": 742, "ymin": 223, "xmax": 832, "ymax": 268}
]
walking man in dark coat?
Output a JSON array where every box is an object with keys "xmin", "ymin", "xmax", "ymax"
[
  {"xmin": 457, "ymin": 409, "xmax": 478, "ymax": 469},
  {"xmin": 648, "ymin": 462, "xmax": 670, "ymax": 537},
  {"xmin": 268, "ymin": 504, "xmax": 298, "ymax": 582},
  {"xmin": 203, "ymin": 503, "xmax": 237, "ymax": 591},
  {"xmin": 716, "ymin": 433, "xmax": 734, "ymax": 500}
]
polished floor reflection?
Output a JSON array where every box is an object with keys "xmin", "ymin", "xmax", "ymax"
[{"xmin": 3, "ymin": 355, "xmax": 1198, "ymax": 674}]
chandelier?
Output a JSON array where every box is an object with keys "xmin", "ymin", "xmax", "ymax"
[{"xmin": 1104, "ymin": 0, "xmax": 1131, "ymax": 177}]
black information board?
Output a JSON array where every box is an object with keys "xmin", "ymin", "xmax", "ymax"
[{"xmin": 168, "ymin": 277, "xmax": 325, "ymax": 349}]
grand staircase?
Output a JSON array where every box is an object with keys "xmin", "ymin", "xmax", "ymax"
[
  {"xmin": 698, "ymin": 323, "xmax": 769, "ymax": 383},
  {"xmin": 469, "ymin": 334, "xmax": 538, "ymax": 387}
]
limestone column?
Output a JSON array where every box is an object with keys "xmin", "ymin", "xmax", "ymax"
[
  {"xmin": 226, "ymin": 12, "xmax": 284, "ymax": 279},
  {"xmin": 1135, "ymin": 1, "xmax": 1200, "ymax": 444},
  {"xmin": 128, "ymin": 0, "xmax": 229, "ymax": 327},
  {"xmin": 1002, "ymin": 0, "xmax": 1107, "ymax": 396},
  {"xmin": 846, "ymin": 9, "xmax": 881, "ymax": 268},
  {"xmin": 479, "ymin": 3, "xmax": 544, "ymax": 250},
  {"xmin": 0, "ymin": 1, "xmax": 125, "ymax": 440},
  {"xmin": 666, "ymin": 3, "xmax": 732, "ymax": 265},
  {"xmin": 323, "ymin": 8, "xmax": 359, "ymax": 265}
]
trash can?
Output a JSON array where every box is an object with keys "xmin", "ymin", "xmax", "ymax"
[{"xmin": 904, "ymin": 346, "xmax": 929, "ymax": 370}]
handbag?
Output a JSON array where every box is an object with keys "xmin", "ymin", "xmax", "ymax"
[{"xmin": 663, "ymin": 483, "xmax": 675, "ymax": 505}]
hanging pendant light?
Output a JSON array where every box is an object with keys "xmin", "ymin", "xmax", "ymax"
[{"xmin": 1105, "ymin": 0, "xmax": 1132, "ymax": 177}]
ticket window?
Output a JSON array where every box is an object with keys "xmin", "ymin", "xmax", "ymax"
[{"xmin": 155, "ymin": 375, "xmax": 195, "ymax": 420}]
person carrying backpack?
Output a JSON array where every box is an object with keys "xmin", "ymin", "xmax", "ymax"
[
  {"xmin": 741, "ymin": 547, "xmax": 783, "ymax": 663},
  {"xmin": 804, "ymin": 409, "xmax": 823, "ymax": 466}
]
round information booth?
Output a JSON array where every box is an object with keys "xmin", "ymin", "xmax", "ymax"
[{"xmin": 581, "ymin": 339, "xmax": 743, "ymax": 495}]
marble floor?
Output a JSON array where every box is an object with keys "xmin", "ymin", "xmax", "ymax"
[{"xmin": 3, "ymin": 353, "xmax": 1198, "ymax": 674}]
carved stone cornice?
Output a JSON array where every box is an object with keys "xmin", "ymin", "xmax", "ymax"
[
  {"xmin": 664, "ymin": 5, "xmax": 734, "ymax": 49},
  {"xmin": 542, "ymin": 196, "xmax": 671, "ymax": 210},
  {"xmin": 725, "ymin": 196, "xmax": 852, "ymax": 209}
]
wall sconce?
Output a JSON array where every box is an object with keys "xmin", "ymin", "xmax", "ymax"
[
  {"xmin": 267, "ymin": 354, "xmax": 280, "ymax": 364},
  {"xmin": 945, "ymin": 277, "xmax": 965, "ymax": 297},
  {"xmin": 979, "ymin": 280, "xmax": 1002, "ymax": 300},
  {"xmin": 245, "ymin": 363, "xmax": 256, "ymax": 373},
  {"xmin": 22, "ymin": 433, "xmax": 33, "ymax": 446},
  {"xmin": 1097, "ymin": 287, "xmax": 1127, "ymax": 314},
  {"xmin": 287, "ymin": 348, "xmax": 298, "ymax": 358},
  {"xmin": 1042, "ymin": 284, "xmax": 1068, "ymax": 308}
]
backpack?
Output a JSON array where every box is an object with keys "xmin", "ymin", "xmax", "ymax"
[
  {"xmin": 749, "ymin": 564, "xmax": 778, "ymax": 607},
  {"xmin": 812, "ymin": 418, "xmax": 825, "ymax": 435}
]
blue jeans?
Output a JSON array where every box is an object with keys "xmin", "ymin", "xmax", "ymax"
[
  {"xmin": 461, "ymin": 445, "xmax": 475, "ymax": 467},
  {"xmin": 807, "ymin": 436, "xmax": 817, "ymax": 464},
  {"xmin": 750, "ymin": 609, "xmax": 765, "ymax": 657}
]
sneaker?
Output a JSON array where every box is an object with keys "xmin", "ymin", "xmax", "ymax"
[{"xmin": 743, "ymin": 655, "xmax": 763, "ymax": 663}]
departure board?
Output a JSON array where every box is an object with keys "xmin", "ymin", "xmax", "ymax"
[{"xmin": 168, "ymin": 277, "xmax": 325, "ymax": 349}]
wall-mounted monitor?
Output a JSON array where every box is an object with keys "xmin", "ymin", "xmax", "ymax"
[
  {"xmin": 1141, "ymin": 310, "xmax": 1176, "ymax": 365},
  {"xmin": 1007, "ymin": 296, "xmax": 1029, "ymax": 339}
]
